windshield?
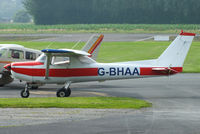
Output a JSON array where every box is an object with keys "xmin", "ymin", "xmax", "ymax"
[
  {"xmin": 36, "ymin": 53, "xmax": 46, "ymax": 63},
  {"xmin": 0, "ymin": 48, "xmax": 7, "ymax": 57}
]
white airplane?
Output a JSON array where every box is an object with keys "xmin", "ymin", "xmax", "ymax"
[
  {"xmin": 0, "ymin": 34, "xmax": 104, "ymax": 88},
  {"xmin": 0, "ymin": 44, "xmax": 41, "ymax": 87},
  {"xmin": 4, "ymin": 31, "xmax": 195, "ymax": 98}
]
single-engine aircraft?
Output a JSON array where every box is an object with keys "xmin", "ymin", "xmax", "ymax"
[
  {"xmin": 0, "ymin": 44, "xmax": 41, "ymax": 86},
  {"xmin": 0, "ymin": 34, "xmax": 104, "ymax": 88},
  {"xmin": 4, "ymin": 31, "xmax": 195, "ymax": 98}
]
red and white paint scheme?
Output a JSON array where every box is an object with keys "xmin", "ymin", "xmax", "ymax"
[
  {"xmin": 0, "ymin": 34, "xmax": 104, "ymax": 88},
  {"xmin": 4, "ymin": 31, "xmax": 195, "ymax": 98},
  {"xmin": 0, "ymin": 44, "xmax": 41, "ymax": 87}
]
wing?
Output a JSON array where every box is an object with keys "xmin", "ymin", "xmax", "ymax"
[
  {"xmin": 42, "ymin": 49, "xmax": 90, "ymax": 57},
  {"xmin": 82, "ymin": 34, "xmax": 104, "ymax": 60}
]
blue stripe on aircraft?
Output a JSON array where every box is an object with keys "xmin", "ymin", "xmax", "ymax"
[{"xmin": 41, "ymin": 49, "xmax": 71, "ymax": 53}]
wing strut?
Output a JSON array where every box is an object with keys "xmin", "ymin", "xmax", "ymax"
[{"xmin": 45, "ymin": 54, "xmax": 51, "ymax": 79}]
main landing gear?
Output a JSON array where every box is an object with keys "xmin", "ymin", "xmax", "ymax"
[
  {"xmin": 56, "ymin": 87, "xmax": 71, "ymax": 97},
  {"xmin": 56, "ymin": 81, "xmax": 71, "ymax": 97},
  {"xmin": 20, "ymin": 82, "xmax": 72, "ymax": 98}
]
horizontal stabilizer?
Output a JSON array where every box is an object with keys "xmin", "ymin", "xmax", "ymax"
[{"xmin": 152, "ymin": 67, "xmax": 181, "ymax": 75}]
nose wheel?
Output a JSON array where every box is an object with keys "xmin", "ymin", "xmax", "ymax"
[
  {"xmin": 21, "ymin": 84, "xmax": 31, "ymax": 98},
  {"xmin": 21, "ymin": 89, "xmax": 30, "ymax": 98}
]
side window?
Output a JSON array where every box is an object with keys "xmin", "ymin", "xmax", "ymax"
[
  {"xmin": 8, "ymin": 49, "xmax": 24, "ymax": 59},
  {"xmin": 52, "ymin": 56, "xmax": 70, "ymax": 65},
  {"xmin": 26, "ymin": 51, "xmax": 36, "ymax": 60},
  {"xmin": 0, "ymin": 48, "xmax": 7, "ymax": 57}
]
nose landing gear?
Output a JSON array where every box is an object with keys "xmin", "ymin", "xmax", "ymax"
[{"xmin": 21, "ymin": 84, "xmax": 31, "ymax": 98}]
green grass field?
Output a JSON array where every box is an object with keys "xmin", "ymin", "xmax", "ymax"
[
  {"xmin": 0, "ymin": 24, "xmax": 199, "ymax": 34},
  {"xmin": 0, "ymin": 97, "xmax": 152, "ymax": 109},
  {"xmin": 1, "ymin": 41, "xmax": 199, "ymax": 73}
]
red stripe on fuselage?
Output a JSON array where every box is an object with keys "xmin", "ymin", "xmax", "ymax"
[
  {"xmin": 140, "ymin": 67, "xmax": 182, "ymax": 75},
  {"xmin": 12, "ymin": 62, "xmax": 44, "ymax": 66},
  {"xmin": 12, "ymin": 68, "xmax": 98, "ymax": 77}
]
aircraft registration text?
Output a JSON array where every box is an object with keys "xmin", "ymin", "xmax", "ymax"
[{"xmin": 98, "ymin": 67, "xmax": 140, "ymax": 76}]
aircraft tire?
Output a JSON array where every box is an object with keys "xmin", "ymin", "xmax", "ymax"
[
  {"xmin": 65, "ymin": 88, "xmax": 71, "ymax": 97},
  {"xmin": 56, "ymin": 88, "xmax": 71, "ymax": 97},
  {"xmin": 21, "ymin": 90, "xmax": 30, "ymax": 98}
]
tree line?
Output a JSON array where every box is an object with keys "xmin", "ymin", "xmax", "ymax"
[{"xmin": 23, "ymin": 0, "xmax": 200, "ymax": 25}]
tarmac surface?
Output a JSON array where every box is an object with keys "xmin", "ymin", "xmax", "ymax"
[
  {"xmin": 0, "ymin": 73, "xmax": 200, "ymax": 134},
  {"xmin": 0, "ymin": 33, "xmax": 199, "ymax": 42},
  {"xmin": 0, "ymin": 33, "xmax": 172, "ymax": 42}
]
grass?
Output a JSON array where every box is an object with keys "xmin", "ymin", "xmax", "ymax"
[
  {"xmin": 0, "ymin": 23, "xmax": 199, "ymax": 34},
  {"xmin": 0, "ymin": 41, "xmax": 199, "ymax": 73},
  {"xmin": 0, "ymin": 97, "xmax": 152, "ymax": 109}
]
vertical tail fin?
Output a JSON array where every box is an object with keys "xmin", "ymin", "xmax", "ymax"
[
  {"xmin": 82, "ymin": 34, "xmax": 104, "ymax": 60},
  {"xmin": 157, "ymin": 31, "xmax": 195, "ymax": 67}
]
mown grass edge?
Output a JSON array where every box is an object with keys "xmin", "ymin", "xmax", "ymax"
[{"xmin": 0, "ymin": 97, "xmax": 152, "ymax": 109}]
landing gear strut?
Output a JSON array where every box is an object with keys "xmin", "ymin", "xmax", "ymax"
[
  {"xmin": 21, "ymin": 83, "xmax": 30, "ymax": 98},
  {"xmin": 56, "ymin": 81, "xmax": 72, "ymax": 97}
]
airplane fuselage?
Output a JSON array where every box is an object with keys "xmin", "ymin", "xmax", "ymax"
[{"xmin": 10, "ymin": 61, "xmax": 182, "ymax": 84}]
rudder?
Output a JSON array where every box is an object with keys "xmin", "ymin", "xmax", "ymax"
[{"xmin": 156, "ymin": 31, "xmax": 195, "ymax": 67}]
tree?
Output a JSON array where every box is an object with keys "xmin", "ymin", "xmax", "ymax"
[
  {"xmin": 13, "ymin": 10, "xmax": 31, "ymax": 23},
  {"xmin": 23, "ymin": 0, "xmax": 200, "ymax": 25}
]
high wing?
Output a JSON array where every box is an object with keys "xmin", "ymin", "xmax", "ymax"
[
  {"xmin": 41, "ymin": 49, "xmax": 94, "ymax": 79},
  {"xmin": 42, "ymin": 49, "xmax": 90, "ymax": 56}
]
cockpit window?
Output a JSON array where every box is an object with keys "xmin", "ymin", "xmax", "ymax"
[
  {"xmin": 36, "ymin": 53, "xmax": 46, "ymax": 63},
  {"xmin": 26, "ymin": 51, "xmax": 36, "ymax": 60},
  {"xmin": 0, "ymin": 48, "xmax": 7, "ymax": 57},
  {"xmin": 8, "ymin": 49, "xmax": 24, "ymax": 59},
  {"xmin": 36, "ymin": 54, "xmax": 70, "ymax": 65}
]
